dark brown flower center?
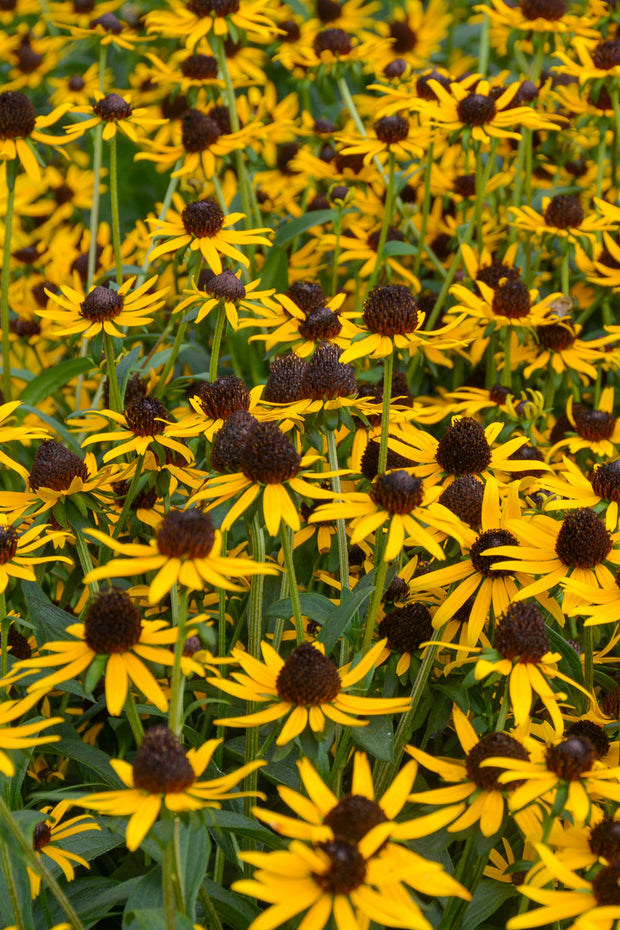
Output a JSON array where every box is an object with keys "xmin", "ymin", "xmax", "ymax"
[
  {"xmin": 495, "ymin": 601, "xmax": 549, "ymax": 662},
  {"xmin": 16, "ymin": 41, "xmax": 43, "ymax": 74},
  {"xmin": 439, "ymin": 476, "xmax": 484, "ymax": 528},
  {"xmin": 0, "ymin": 91, "xmax": 36, "ymax": 139},
  {"xmin": 205, "ymin": 269, "xmax": 246, "ymax": 301},
  {"xmin": 240, "ymin": 422, "xmax": 301, "ymax": 484},
  {"xmin": 124, "ymin": 397, "xmax": 170, "ymax": 436},
  {"xmin": 567, "ymin": 721, "xmax": 610, "ymax": 759},
  {"xmin": 181, "ymin": 54, "xmax": 219, "ymax": 80},
  {"xmin": 536, "ymin": 321, "xmax": 575, "ymax": 351},
  {"xmin": 592, "ymin": 40, "xmax": 620, "ymax": 69},
  {"xmin": 156, "ymin": 509, "xmax": 216, "ymax": 559},
  {"xmin": 593, "ymin": 863, "xmax": 620, "ymax": 906},
  {"xmin": 313, "ymin": 27, "xmax": 353, "ymax": 56},
  {"xmin": 280, "ymin": 20, "xmax": 301, "ymax": 42},
  {"xmin": 264, "ymin": 354, "xmax": 306, "ymax": 404},
  {"xmin": 591, "ymin": 460, "xmax": 620, "ymax": 502},
  {"xmin": 186, "ymin": 0, "xmax": 240, "ymax": 15},
  {"xmin": 477, "ymin": 259, "xmax": 521, "ymax": 290},
  {"xmin": 416, "ymin": 70, "xmax": 450, "ymax": 100},
  {"xmin": 390, "ymin": 19, "xmax": 417, "ymax": 53},
  {"xmin": 298, "ymin": 307, "xmax": 342, "ymax": 341},
  {"xmin": 367, "ymin": 226, "xmax": 406, "ymax": 252},
  {"xmin": 384, "ymin": 59, "xmax": 408, "ymax": 79},
  {"xmin": 181, "ymin": 110, "xmax": 221, "ymax": 152},
  {"xmin": 133, "ymin": 726, "xmax": 196, "ymax": 794},
  {"xmin": 276, "ymin": 643, "xmax": 341, "ymax": 704},
  {"xmin": 384, "ymin": 575, "xmax": 409, "ymax": 602},
  {"xmin": 29, "ymin": 440, "xmax": 89, "ymax": 492},
  {"xmin": 84, "ymin": 588, "xmax": 142, "ymax": 654},
  {"xmin": 370, "ymin": 470, "xmax": 424, "ymax": 514},
  {"xmin": 33, "ymin": 821, "xmax": 51, "ymax": 851},
  {"xmin": 314, "ymin": 840, "xmax": 366, "ymax": 894},
  {"xmin": 544, "ymin": 194, "xmax": 584, "ymax": 229},
  {"xmin": 507, "ymin": 444, "xmax": 545, "ymax": 477},
  {"xmin": 492, "ymin": 280, "xmax": 531, "ymax": 319},
  {"xmin": 545, "ymin": 736, "xmax": 597, "ymax": 779},
  {"xmin": 470, "ymin": 529, "xmax": 518, "ymax": 577},
  {"xmin": 589, "ymin": 819, "xmax": 620, "ymax": 860},
  {"xmin": 300, "ymin": 342, "xmax": 356, "ymax": 400},
  {"xmin": 210, "ymin": 411, "xmax": 258, "ymax": 473},
  {"xmin": 93, "ymin": 93, "xmax": 132, "ymax": 121},
  {"xmin": 361, "ymin": 441, "xmax": 416, "ymax": 482},
  {"xmin": 80, "ymin": 285, "xmax": 124, "ymax": 321},
  {"xmin": 555, "ymin": 508, "xmax": 612, "ymax": 568},
  {"xmin": 324, "ymin": 795, "xmax": 387, "ymax": 843},
  {"xmin": 181, "ymin": 199, "xmax": 225, "ymax": 238},
  {"xmin": 90, "ymin": 12, "xmax": 122, "ymax": 32},
  {"xmin": 373, "ymin": 116, "xmax": 409, "ymax": 145},
  {"xmin": 197, "ymin": 376, "xmax": 250, "ymax": 419},
  {"xmin": 286, "ymin": 280, "xmax": 326, "ymax": 315},
  {"xmin": 112, "ymin": 480, "xmax": 158, "ymax": 513},
  {"xmin": 572, "ymin": 405, "xmax": 617, "ymax": 441},
  {"xmin": 0, "ymin": 526, "xmax": 18, "ymax": 565},
  {"xmin": 457, "ymin": 93, "xmax": 497, "ymax": 127},
  {"xmin": 69, "ymin": 76, "xmax": 85, "ymax": 91},
  {"xmin": 8, "ymin": 626, "xmax": 31, "ymax": 660},
  {"xmin": 465, "ymin": 732, "xmax": 529, "ymax": 790},
  {"xmin": 317, "ymin": 0, "xmax": 341, "ymax": 21},
  {"xmin": 489, "ymin": 385, "xmax": 516, "ymax": 405},
  {"xmin": 520, "ymin": 0, "xmax": 567, "ymax": 19},
  {"xmin": 378, "ymin": 602, "xmax": 433, "ymax": 653},
  {"xmin": 454, "ymin": 174, "xmax": 476, "ymax": 198},
  {"xmin": 435, "ymin": 417, "xmax": 492, "ymax": 476},
  {"xmin": 363, "ymin": 284, "xmax": 418, "ymax": 336}
]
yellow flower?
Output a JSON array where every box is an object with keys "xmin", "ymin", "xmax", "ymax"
[
  {"xmin": 0, "ymin": 690, "xmax": 63, "ymax": 777},
  {"xmin": 210, "ymin": 639, "xmax": 410, "ymax": 745},
  {"xmin": 146, "ymin": 0, "xmax": 280, "ymax": 51},
  {"xmin": 0, "ymin": 520, "xmax": 71, "ymax": 594},
  {"xmin": 76, "ymin": 725, "xmax": 265, "ymax": 851},
  {"xmin": 28, "ymin": 800, "xmax": 99, "ymax": 898},
  {"xmin": 64, "ymin": 93, "xmax": 165, "ymax": 142},
  {"xmin": 84, "ymin": 508, "xmax": 278, "ymax": 604},
  {"xmin": 0, "ymin": 92, "xmax": 71, "ymax": 181}
]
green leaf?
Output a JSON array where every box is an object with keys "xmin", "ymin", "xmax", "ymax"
[
  {"xmin": 176, "ymin": 818, "xmax": 211, "ymax": 920},
  {"xmin": 382, "ymin": 240, "xmax": 417, "ymax": 256},
  {"xmin": 53, "ymin": 738, "xmax": 124, "ymax": 788},
  {"xmin": 265, "ymin": 592, "xmax": 336, "ymax": 623},
  {"xmin": 23, "ymin": 580, "xmax": 76, "ymax": 644},
  {"xmin": 125, "ymin": 909, "xmax": 195, "ymax": 930},
  {"xmin": 273, "ymin": 209, "xmax": 351, "ymax": 246},
  {"xmin": 19, "ymin": 358, "xmax": 94, "ymax": 407},
  {"xmin": 256, "ymin": 243, "xmax": 288, "ymax": 292},
  {"xmin": 204, "ymin": 810, "xmax": 282, "ymax": 848},
  {"xmin": 201, "ymin": 879, "xmax": 261, "ymax": 930},
  {"xmin": 318, "ymin": 585, "xmax": 373, "ymax": 655},
  {"xmin": 461, "ymin": 879, "xmax": 517, "ymax": 930},
  {"xmin": 0, "ymin": 836, "xmax": 35, "ymax": 930},
  {"xmin": 351, "ymin": 715, "xmax": 394, "ymax": 762},
  {"xmin": 20, "ymin": 406, "xmax": 83, "ymax": 452}
]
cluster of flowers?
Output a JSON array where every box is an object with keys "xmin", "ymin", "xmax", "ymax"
[{"xmin": 4, "ymin": 0, "xmax": 620, "ymax": 928}]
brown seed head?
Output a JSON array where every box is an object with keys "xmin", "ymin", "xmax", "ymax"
[
  {"xmin": 465, "ymin": 732, "xmax": 529, "ymax": 790},
  {"xmin": 555, "ymin": 508, "xmax": 612, "ymax": 568},
  {"xmin": 264, "ymin": 353, "xmax": 306, "ymax": 404},
  {"xmin": 373, "ymin": 115, "xmax": 410, "ymax": 144},
  {"xmin": 438, "ymin": 475, "xmax": 484, "ymax": 528},
  {"xmin": 495, "ymin": 601, "xmax": 549, "ymax": 662},
  {"xmin": 210, "ymin": 411, "xmax": 258, "ymax": 473},
  {"xmin": 567, "ymin": 721, "xmax": 610, "ymax": 759},
  {"xmin": 29, "ymin": 439, "xmax": 89, "ymax": 492},
  {"xmin": 313, "ymin": 27, "xmax": 353, "ymax": 56},
  {"xmin": 492, "ymin": 280, "xmax": 531, "ymax": 319},
  {"xmin": 545, "ymin": 735, "xmax": 597, "ymax": 779},
  {"xmin": 181, "ymin": 54, "xmax": 219, "ymax": 80},
  {"xmin": 593, "ymin": 863, "xmax": 620, "ymax": 906},
  {"xmin": 470, "ymin": 528, "xmax": 518, "ymax": 577},
  {"xmin": 324, "ymin": 796, "xmax": 387, "ymax": 843},
  {"xmin": 360, "ymin": 441, "xmax": 416, "ymax": 482},
  {"xmin": 314, "ymin": 840, "xmax": 366, "ymax": 894},
  {"xmin": 84, "ymin": 588, "xmax": 142, "ymax": 654},
  {"xmin": 0, "ymin": 526, "xmax": 18, "ymax": 565},
  {"xmin": 33, "ymin": 821, "xmax": 51, "ymax": 851},
  {"xmin": 240, "ymin": 422, "xmax": 301, "ymax": 484},
  {"xmin": 205, "ymin": 269, "xmax": 246, "ymax": 301},
  {"xmin": 0, "ymin": 90, "xmax": 36, "ymax": 139},
  {"xmin": 435, "ymin": 417, "xmax": 492, "ymax": 475},
  {"xmin": 156, "ymin": 509, "xmax": 216, "ymax": 559},
  {"xmin": 378, "ymin": 602, "xmax": 432, "ymax": 653},
  {"xmin": 572, "ymin": 404, "xmax": 617, "ymax": 441},
  {"xmin": 80, "ymin": 285, "xmax": 124, "ymax": 321},
  {"xmin": 181, "ymin": 110, "xmax": 221, "ymax": 151},
  {"xmin": 90, "ymin": 12, "xmax": 122, "ymax": 32},
  {"xmin": 298, "ymin": 307, "xmax": 343, "ymax": 341},
  {"xmin": 93, "ymin": 93, "xmax": 132, "ymax": 121},
  {"xmin": 125, "ymin": 397, "xmax": 170, "ymax": 436},
  {"xmin": 132, "ymin": 726, "xmax": 196, "ymax": 794},
  {"xmin": 477, "ymin": 259, "xmax": 521, "ymax": 290},
  {"xmin": 457, "ymin": 93, "xmax": 497, "ymax": 126},
  {"xmin": 591, "ymin": 460, "xmax": 620, "ymax": 502},
  {"xmin": 363, "ymin": 285, "xmax": 418, "ymax": 336},
  {"xmin": 286, "ymin": 280, "xmax": 326, "ymax": 315},
  {"xmin": 187, "ymin": 0, "xmax": 240, "ymax": 15},
  {"xmin": 181, "ymin": 199, "xmax": 225, "ymax": 237},
  {"xmin": 197, "ymin": 377, "xmax": 250, "ymax": 420},
  {"xmin": 589, "ymin": 819, "xmax": 620, "ymax": 860},
  {"xmin": 544, "ymin": 194, "xmax": 584, "ymax": 229},
  {"xmin": 520, "ymin": 0, "xmax": 567, "ymax": 19},
  {"xmin": 370, "ymin": 470, "xmax": 424, "ymax": 514},
  {"xmin": 276, "ymin": 643, "xmax": 341, "ymax": 704},
  {"xmin": 300, "ymin": 342, "xmax": 356, "ymax": 400},
  {"xmin": 537, "ymin": 320, "xmax": 575, "ymax": 351},
  {"xmin": 390, "ymin": 19, "xmax": 417, "ymax": 53}
]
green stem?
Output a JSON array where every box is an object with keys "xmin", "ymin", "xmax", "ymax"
[
  {"xmin": 109, "ymin": 133, "xmax": 123, "ymax": 287},
  {"xmin": 377, "ymin": 351, "xmax": 394, "ymax": 476},
  {"xmin": 248, "ymin": 513, "xmax": 265, "ymax": 660},
  {"xmin": 485, "ymin": 331, "xmax": 497, "ymax": 390},
  {"xmin": 209, "ymin": 302, "xmax": 227, "ymax": 382},
  {"xmin": 584, "ymin": 625, "xmax": 594, "ymax": 696},
  {"xmin": 103, "ymin": 330, "xmax": 122, "ymax": 413},
  {"xmin": 478, "ymin": 12, "xmax": 490, "ymax": 75},
  {"xmin": 75, "ymin": 531, "xmax": 99, "ymax": 596},
  {"xmin": 280, "ymin": 525, "xmax": 304, "ymax": 644},
  {"xmin": 494, "ymin": 678, "xmax": 510, "ymax": 732},
  {"xmin": 330, "ymin": 205, "xmax": 343, "ymax": 296},
  {"xmin": 373, "ymin": 624, "xmax": 446, "ymax": 795},
  {"xmin": 561, "ymin": 244, "xmax": 570, "ymax": 296},
  {"xmin": 501, "ymin": 329, "xmax": 512, "ymax": 388},
  {"xmin": 325, "ymin": 429, "xmax": 349, "ymax": 592},
  {"xmin": 0, "ymin": 836, "xmax": 25, "ymax": 930},
  {"xmin": 367, "ymin": 151, "xmax": 396, "ymax": 292},
  {"xmin": 125, "ymin": 690, "xmax": 144, "ymax": 745},
  {"xmin": 271, "ymin": 565, "xmax": 290, "ymax": 654},
  {"xmin": 168, "ymin": 585, "xmax": 188, "ymax": 737},
  {"xmin": 87, "ymin": 123, "xmax": 103, "ymax": 290},
  {"xmin": 162, "ymin": 838, "xmax": 176, "ymax": 930},
  {"xmin": 413, "ymin": 141, "xmax": 434, "ymax": 280},
  {"xmin": 327, "ymin": 726, "xmax": 352, "ymax": 793},
  {"xmin": 173, "ymin": 817, "xmax": 187, "ymax": 914},
  {"xmin": 0, "ymin": 592, "xmax": 8, "ymax": 681},
  {"xmin": 0, "ymin": 793, "xmax": 85, "ymax": 930},
  {"xmin": 362, "ymin": 541, "xmax": 388, "ymax": 655},
  {"xmin": 198, "ymin": 885, "xmax": 224, "ymax": 930},
  {"xmin": 113, "ymin": 454, "xmax": 145, "ymax": 539},
  {"xmin": 153, "ymin": 320, "xmax": 188, "ymax": 396},
  {"xmin": 1, "ymin": 159, "xmax": 16, "ymax": 403}
]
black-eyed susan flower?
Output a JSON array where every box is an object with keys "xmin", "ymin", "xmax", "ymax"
[
  {"xmin": 375, "ymin": 0, "xmax": 452, "ymax": 71},
  {"xmin": 375, "ymin": 601, "xmax": 435, "ymax": 676},
  {"xmin": 518, "ymin": 320, "xmax": 620, "ymax": 382},
  {"xmin": 0, "ymin": 400, "xmax": 49, "ymax": 480},
  {"xmin": 474, "ymin": 601, "xmax": 588, "ymax": 733},
  {"xmin": 1, "ymin": 588, "xmax": 201, "ymax": 716},
  {"xmin": 76, "ymin": 725, "xmax": 265, "ymax": 851},
  {"xmin": 0, "ymin": 520, "xmax": 71, "ymax": 594},
  {"xmin": 84, "ymin": 508, "xmax": 277, "ymax": 604},
  {"xmin": 408, "ymin": 705, "xmax": 531, "ymax": 837},
  {"xmin": 539, "ymin": 457, "xmax": 620, "ymax": 532},
  {"xmin": 335, "ymin": 114, "xmax": 427, "ymax": 167},
  {"xmin": 243, "ymin": 283, "xmax": 347, "ymax": 358},
  {"xmin": 80, "ymin": 398, "xmax": 193, "ymax": 465},
  {"xmin": 28, "ymin": 801, "xmax": 99, "ymax": 897},
  {"xmin": 210, "ymin": 639, "xmax": 410, "ymax": 745},
  {"xmin": 191, "ymin": 420, "xmax": 337, "ymax": 537},
  {"xmin": 174, "ymin": 269, "xmax": 275, "ymax": 329},
  {"xmin": 64, "ymin": 93, "xmax": 165, "ymax": 142},
  {"xmin": 37, "ymin": 275, "xmax": 167, "ymax": 339},
  {"xmin": 489, "ymin": 507, "xmax": 620, "ymax": 613},
  {"xmin": 146, "ymin": 0, "xmax": 280, "ymax": 51},
  {"xmin": 550, "ymin": 390, "xmax": 620, "ymax": 459},
  {"xmin": 0, "ymin": 690, "xmax": 62, "ymax": 777},
  {"xmin": 477, "ymin": 0, "xmax": 598, "ymax": 38},
  {"xmin": 146, "ymin": 193, "xmax": 271, "ymax": 273},
  {"xmin": 309, "ymin": 470, "xmax": 464, "ymax": 561},
  {"xmin": 510, "ymin": 194, "xmax": 615, "ymax": 243},
  {"xmin": 0, "ymin": 91, "xmax": 71, "ymax": 181},
  {"xmin": 53, "ymin": 11, "xmax": 147, "ymax": 51}
]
